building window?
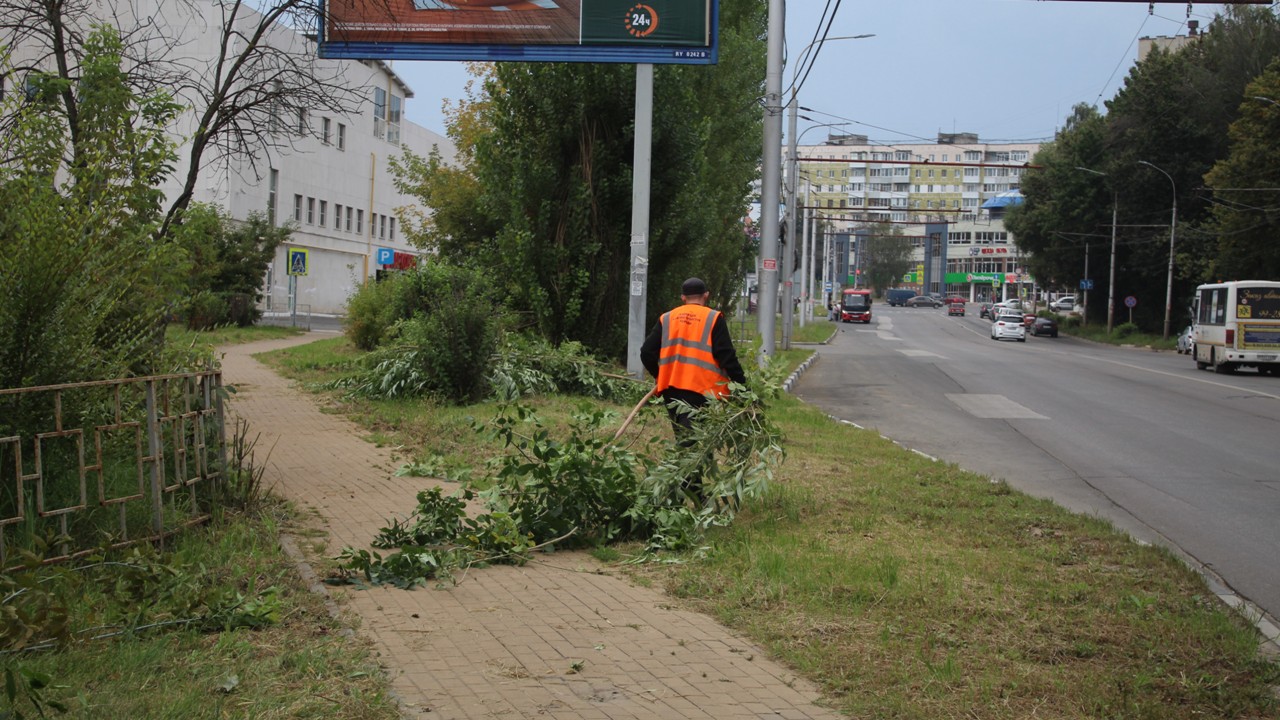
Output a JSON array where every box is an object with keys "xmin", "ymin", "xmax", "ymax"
[
  {"xmin": 322, "ymin": 117, "xmax": 332, "ymax": 145},
  {"xmin": 293, "ymin": 194, "xmax": 303, "ymax": 222},
  {"xmin": 297, "ymin": 109, "xmax": 308, "ymax": 136},
  {"xmin": 371, "ymin": 86, "xmax": 403, "ymax": 145},
  {"xmin": 380, "ymin": 214, "xmax": 387, "ymax": 239},
  {"xmin": 372, "ymin": 87, "xmax": 386, "ymax": 139},
  {"xmin": 337, "ymin": 123, "xmax": 346, "ymax": 150},
  {"xmin": 271, "ymin": 81, "xmax": 285, "ymax": 134},
  {"xmin": 387, "ymin": 94, "xmax": 402, "ymax": 146},
  {"xmin": 267, "ymin": 169, "xmax": 278, "ymax": 226},
  {"xmin": 356, "ymin": 209, "xmax": 364, "ymax": 234},
  {"xmin": 389, "ymin": 217, "xmax": 396, "ymax": 241},
  {"xmin": 319, "ymin": 200, "xmax": 327, "ymax": 227},
  {"xmin": 306, "ymin": 197, "xmax": 315, "ymax": 224},
  {"xmin": 335, "ymin": 204, "xmax": 343, "ymax": 229},
  {"xmin": 346, "ymin": 207, "xmax": 353, "ymax": 232}
]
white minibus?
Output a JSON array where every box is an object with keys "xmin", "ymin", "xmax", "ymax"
[{"xmin": 1191, "ymin": 280, "xmax": 1280, "ymax": 375}]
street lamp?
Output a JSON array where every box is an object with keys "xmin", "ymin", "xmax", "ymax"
[
  {"xmin": 1251, "ymin": 96, "xmax": 1280, "ymax": 106},
  {"xmin": 1075, "ymin": 167, "xmax": 1118, "ymax": 334},
  {"xmin": 1137, "ymin": 160, "xmax": 1177, "ymax": 340},
  {"xmin": 792, "ymin": 122, "xmax": 852, "ymax": 330},
  {"xmin": 781, "ymin": 34, "xmax": 874, "ymax": 348}
]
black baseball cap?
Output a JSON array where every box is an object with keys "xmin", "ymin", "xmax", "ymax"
[{"xmin": 681, "ymin": 277, "xmax": 708, "ymax": 295}]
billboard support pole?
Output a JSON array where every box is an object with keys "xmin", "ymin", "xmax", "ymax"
[{"xmin": 627, "ymin": 63, "xmax": 654, "ymax": 381}]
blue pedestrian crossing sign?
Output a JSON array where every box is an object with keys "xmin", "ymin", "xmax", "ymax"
[
  {"xmin": 287, "ymin": 247, "xmax": 309, "ymax": 276},
  {"xmin": 376, "ymin": 247, "xmax": 395, "ymax": 266}
]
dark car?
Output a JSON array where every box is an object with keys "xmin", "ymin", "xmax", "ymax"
[
  {"xmin": 1031, "ymin": 317, "xmax": 1059, "ymax": 337},
  {"xmin": 979, "ymin": 302, "xmax": 993, "ymax": 319},
  {"xmin": 904, "ymin": 295, "xmax": 944, "ymax": 308},
  {"xmin": 947, "ymin": 301, "xmax": 965, "ymax": 316}
]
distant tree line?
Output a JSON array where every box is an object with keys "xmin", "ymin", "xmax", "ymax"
[{"xmin": 1006, "ymin": 6, "xmax": 1280, "ymax": 331}]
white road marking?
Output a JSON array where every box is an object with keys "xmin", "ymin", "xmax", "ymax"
[
  {"xmin": 1074, "ymin": 353, "xmax": 1280, "ymax": 400},
  {"xmin": 947, "ymin": 394, "xmax": 1048, "ymax": 419}
]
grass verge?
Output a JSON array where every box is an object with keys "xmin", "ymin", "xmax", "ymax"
[
  {"xmin": 2, "ymin": 501, "xmax": 400, "ymax": 719},
  {"xmin": 253, "ymin": 335, "xmax": 1279, "ymax": 719}
]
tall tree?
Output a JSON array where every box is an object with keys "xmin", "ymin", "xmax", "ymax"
[
  {"xmin": 1203, "ymin": 62, "xmax": 1280, "ymax": 280},
  {"xmin": 858, "ymin": 224, "xmax": 913, "ymax": 296},
  {"xmin": 1005, "ymin": 104, "xmax": 1116, "ymax": 322},
  {"xmin": 391, "ymin": 0, "xmax": 766, "ymax": 358},
  {"xmin": 0, "ymin": 0, "xmax": 363, "ymax": 240},
  {"xmin": 0, "ymin": 26, "xmax": 183, "ymax": 390}
]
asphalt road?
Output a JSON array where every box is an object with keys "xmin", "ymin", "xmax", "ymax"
[{"xmin": 793, "ymin": 303, "xmax": 1280, "ymax": 627}]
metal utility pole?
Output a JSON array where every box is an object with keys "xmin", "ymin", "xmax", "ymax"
[
  {"xmin": 1082, "ymin": 243, "xmax": 1089, "ymax": 325},
  {"xmin": 757, "ymin": 0, "xmax": 785, "ymax": 365},
  {"xmin": 625, "ymin": 64, "xmax": 654, "ymax": 379},
  {"xmin": 798, "ymin": 176, "xmax": 809, "ymax": 329},
  {"xmin": 780, "ymin": 95, "xmax": 799, "ymax": 349},
  {"xmin": 1107, "ymin": 191, "xmax": 1117, "ymax": 334},
  {"xmin": 1138, "ymin": 160, "xmax": 1177, "ymax": 340}
]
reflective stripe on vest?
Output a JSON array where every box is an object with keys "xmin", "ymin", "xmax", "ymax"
[{"xmin": 655, "ymin": 305, "xmax": 730, "ymax": 397}]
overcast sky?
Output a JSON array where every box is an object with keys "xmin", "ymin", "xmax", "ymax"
[{"xmin": 388, "ymin": 1, "xmax": 1235, "ymax": 146}]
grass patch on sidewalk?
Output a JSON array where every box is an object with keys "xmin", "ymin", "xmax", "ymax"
[{"xmin": 255, "ymin": 335, "xmax": 1280, "ymax": 719}]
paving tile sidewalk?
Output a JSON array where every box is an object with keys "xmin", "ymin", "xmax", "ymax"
[{"xmin": 221, "ymin": 333, "xmax": 845, "ymax": 720}]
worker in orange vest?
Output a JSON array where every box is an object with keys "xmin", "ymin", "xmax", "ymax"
[{"xmin": 640, "ymin": 277, "xmax": 747, "ymax": 501}]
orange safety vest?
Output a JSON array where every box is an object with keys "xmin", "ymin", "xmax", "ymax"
[{"xmin": 655, "ymin": 304, "xmax": 731, "ymax": 397}]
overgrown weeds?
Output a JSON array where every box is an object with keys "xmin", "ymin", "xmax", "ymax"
[{"xmin": 334, "ymin": 376, "xmax": 785, "ymax": 589}]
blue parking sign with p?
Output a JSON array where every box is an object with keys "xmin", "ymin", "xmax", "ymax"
[{"xmin": 376, "ymin": 247, "xmax": 395, "ymax": 266}]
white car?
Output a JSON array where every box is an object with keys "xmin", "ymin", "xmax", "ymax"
[
  {"xmin": 1051, "ymin": 296, "xmax": 1077, "ymax": 312},
  {"xmin": 991, "ymin": 313, "xmax": 1027, "ymax": 342},
  {"xmin": 991, "ymin": 299, "xmax": 1022, "ymax": 316},
  {"xmin": 1176, "ymin": 325, "xmax": 1195, "ymax": 355}
]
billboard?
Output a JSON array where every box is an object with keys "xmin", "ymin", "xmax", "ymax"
[{"xmin": 319, "ymin": 0, "xmax": 718, "ymax": 65}]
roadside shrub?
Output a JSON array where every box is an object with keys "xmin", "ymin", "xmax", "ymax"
[
  {"xmin": 1062, "ymin": 315, "xmax": 1082, "ymax": 329},
  {"xmin": 172, "ymin": 204, "xmax": 285, "ymax": 330},
  {"xmin": 343, "ymin": 263, "xmax": 503, "ymax": 403},
  {"xmin": 184, "ymin": 291, "xmax": 229, "ymax": 330},
  {"xmin": 344, "ymin": 272, "xmax": 404, "ymax": 350},
  {"xmin": 1114, "ymin": 321, "xmax": 1139, "ymax": 338}
]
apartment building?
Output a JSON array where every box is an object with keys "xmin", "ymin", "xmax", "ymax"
[
  {"xmin": 2, "ymin": 1, "xmax": 455, "ymax": 317},
  {"xmin": 795, "ymin": 132, "xmax": 1040, "ymax": 301}
]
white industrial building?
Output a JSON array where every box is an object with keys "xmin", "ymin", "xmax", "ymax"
[{"xmin": 1, "ymin": 1, "xmax": 454, "ymax": 318}]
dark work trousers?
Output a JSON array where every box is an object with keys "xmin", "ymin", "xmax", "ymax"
[{"xmin": 663, "ymin": 389, "xmax": 709, "ymax": 502}]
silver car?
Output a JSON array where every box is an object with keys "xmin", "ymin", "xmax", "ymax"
[
  {"xmin": 991, "ymin": 313, "xmax": 1027, "ymax": 342},
  {"xmin": 1176, "ymin": 325, "xmax": 1195, "ymax": 355}
]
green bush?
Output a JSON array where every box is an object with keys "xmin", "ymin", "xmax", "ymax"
[
  {"xmin": 172, "ymin": 204, "xmax": 285, "ymax": 330},
  {"xmin": 343, "ymin": 273, "xmax": 403, "ymax": 350},
  {"xmin": 344, "ymin": 263, "xmax": 503, "ymax": 403},
  {"xmin": 1114, "ymin": 321, "xmax": 1139, "ymax": 338},
  {"xmin": 184, "ymin": 291, "xmax": 229, "ymax": 330}
]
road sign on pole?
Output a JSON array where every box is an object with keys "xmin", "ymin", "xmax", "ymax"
[{"xmin": 287, "ymin": 247, "xmax": 309, "ymax": 276}]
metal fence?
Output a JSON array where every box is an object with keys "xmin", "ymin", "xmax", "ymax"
[
  {"xmin": 259, "ymin": 294, "xmax": 312, "ymax": 331},
  {"xmin": 0, "ymin": 371, "xmax": 226, "ymax": 568}
]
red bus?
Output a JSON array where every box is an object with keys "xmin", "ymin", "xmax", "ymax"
[{"xmin": 840, "ymin": 288, "xmax": 873, "ymax": 323}]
